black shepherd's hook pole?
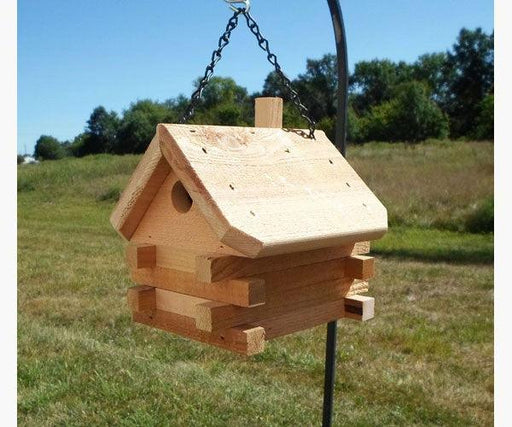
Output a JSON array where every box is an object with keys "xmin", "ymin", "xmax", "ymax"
[
  {"xmin": 323, "ymin": 1, "xmax": 348, "ymax": 426},
  {"xmin": 327, "ymin": 0, "xmax": 349, "ymax": 157}
]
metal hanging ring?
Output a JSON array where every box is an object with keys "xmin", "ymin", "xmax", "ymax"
[{"xmin": 224, "ymin": 0, "xmax": 250, "ymax": 13}]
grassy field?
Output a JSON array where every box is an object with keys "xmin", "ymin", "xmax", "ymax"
[{"xmin": 18, "ymin": 140, "xmax": 494, "ymax": 425}]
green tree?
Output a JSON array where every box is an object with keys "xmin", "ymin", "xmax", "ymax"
[
  {"xmin": 294, "ymin": 54, "xmax": 338, "ymax": 120},
  {"xmin": 199, "ymin": 76, "xmax": 248, "ymax": 109},
  {"xmin": 412, "ymin": 52, "xmax": 449, "ymax": 103},
  {"xmin": 17, "ymin": 154, "xmax": 24, "ymax": 165},
  {"xmin": 59, "ymin": 140, "xmax": 73, "ymax": 157},
  {"xmin": 164, "ymin": 95, "xmax": 190, "ymax": 122},
  {"xmin": 65, "ymin": 133, "xmax": 88, "ymax": 157},
  {"xmin": 443, "ymin": 28, "xmax": 494, "ymax": 137},
  {"xmin": 115, "ymin": 100, "xmax": 175, "ymax": 154},
  {"xmin": 282, "ymin": 103, "xmax": 307, "ymax": 129},
  {"xmin": 346, "ymin": 105, "xmax": 366, "ymax": 143},
  {"xmin": 365, "ymin": 82, "xmax": 448, "ymax": 142},
  {"xmin": 80, "ymin": 106, "xmax": 120, "ymax": 155},
  {"xmin": 34, "ymin": 135, "xmax": 65, "ymax": 160},
  {"xmin": 262, "ymin": 71, "xmax": 287, "ymax": 98},
  {"xmin": 193, "ymin": 77, "xmax": 252, "ymax": 126},
  {"xmin": 262, "ymin": 55, "xmax": 339, "ymax": 130},
  {"xmin": 349, "ymin": 59, "xmax": 413, "ymax": 115},
  {"xmin": 473, "ymin": 94, "xmax": 494, "ymax": 140}
]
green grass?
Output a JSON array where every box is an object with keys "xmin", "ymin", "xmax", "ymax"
[
  {"xmin": 349, "ymin": 140, "xmax": 494, "ymax": 232},
  {"xmin": 373, "ymin": 226, "xmax": 493, "ymax": 264},
  {"xmin": 18, "ymin": 141, "xmax": 493, "ymax": 425}
]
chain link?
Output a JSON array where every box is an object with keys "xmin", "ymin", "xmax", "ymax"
[
  {"xmin": 179, "ymin": 10, "xmax": 242, "ymax": 124},
  {"xmin": 179, "ymin": 8, "xmax": 316, "ymax": 139},
  {"xmin": 242, "ymin": 12, "xmax": 316, "ymax": 138}
]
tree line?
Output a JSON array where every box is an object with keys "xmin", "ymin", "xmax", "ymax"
[{"xmin": 33, "ymin": 27, "xmax": 493, "ymax": 160}]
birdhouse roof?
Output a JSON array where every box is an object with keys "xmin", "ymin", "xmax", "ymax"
[{"xmin": 111, "ymin": 124, "xmax": 387, "ymax": 258}]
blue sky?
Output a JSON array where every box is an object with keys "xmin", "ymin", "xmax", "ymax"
[{"xmin": 18, "ymin": 0, "xmax": 493, "ymax": 154}]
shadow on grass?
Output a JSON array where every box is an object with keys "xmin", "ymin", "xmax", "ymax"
[
  {"xmin": 372, "ymin": 247, "xmax": 493, "ymax": 265},
  {"xmin": 371, "ymin": 227, "xmax": 494, "ymax": 265}
]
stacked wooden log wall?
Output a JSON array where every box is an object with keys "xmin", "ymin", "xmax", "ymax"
[{"xmin": 127, "ymin": 241, "xmax": 375, "ymax": 355}]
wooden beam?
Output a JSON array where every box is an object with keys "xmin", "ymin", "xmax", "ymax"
[
  {"xmin": 126, "ymin": 244, "xmax": 156, "ymax": 269},
  {"xmin": 194, "ymin": 254, "xmax": 354, "ymax": 300},
  {"xmin": 344, "ymin": 295, "xmax": 375, "ymax": 321},
  {"xmin": 195, "ymin": 241, "xmax": 370, "ymax": 283},
  {"xmin": 194, "ymin": 278, "xmax": 367, "ymax": 332},
  {"xmin": 132, "ymin": 309, "xmax": 265, "ymax": 356},
  {"xmin": 255, "ymin": 97, "xmax": 283, "ymax": 128},
  {"xmin": 153, "ymin": 246, "xmax": 196, "ymax": 273},
  {"xmin": 259, "ymin": 298, "xmax": 346, "ymax": 340},
  {"xmin": 155, "ymin": 289, "xmax": 209, "ymax": 319},
  {"xmin": 345, "ymin": 255, "xmax": 375, "ymax": 280},
  {"xmin": 256, "ymin": 257, "xmax": 346, "ymax": 293},
  {"xmin": 195, "ymin": 301, "xmax": 232, "ymax": 331},
  {"xmin": 257, "ymin": 295, "xmax": 374, "ymax": 339},
  {"xmin": 127, "ymin": 285, "xmax": 156, "ymax": 313},
  {"xmin": 131, "ymin": 266, "xmax": 265, "ymax": 308}
]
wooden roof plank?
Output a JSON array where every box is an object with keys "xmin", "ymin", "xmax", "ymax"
[{"xmin": 158, "ymin": 124, "xmax": 387, "ymax": 258}]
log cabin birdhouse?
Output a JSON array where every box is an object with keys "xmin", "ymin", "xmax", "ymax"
[{"xmin": 110, "ymin": 97, "xmax": 387, "ymax": 355}]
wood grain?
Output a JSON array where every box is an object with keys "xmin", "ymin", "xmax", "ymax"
[
  {"xmin": 153, "ymin": 246, "xmax": 197, "ymax": 273},
  {"xmin": 130, "ymin": 170, "xmax": 244, "ymax": 257},
  {"xmin": 344, "ymin": 295, "xmax": 375, "ymax": 321},
  {"xmin": 194, "ymin": 278, "xmax": 368, "ymax": 332},
  {"xmin": 155, "ymin": 289, "xmax": 209, "ymax": 319},
  {"xmin": 255, "ymin": 97, "xmax": 283, "ymax": 128},
  {"xmin": 195, "ymin": 241, "xmax": 370, "ymax": 283},
  {"xmin": 126, "ymin": 244, "xmax": 156, "ymax": 269},
  {"xmin": 127, "ymin": 285, "xmax": 156, "ymax": 313},
  {"xmin": 132, "ymin": 310, "xmax": 265, "ymax": 355},
  {"xmin": 131, "ymin": 266, "xmax": 265, "ymax": 307},
  {"xmin": 110, "ymin": 135, "xmax": 170, "ymax": 240},
  {"xmin": 258, "ymin": 298, "xmax": 346, "ymax": 339},
  {"xmin": 345, "ymin": 255, "xmax": 375, "ymax": 280}
]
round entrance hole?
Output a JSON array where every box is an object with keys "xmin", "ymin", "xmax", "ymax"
[{"xmin": 172, "ymin": 181, "xmax": 193, "ymax": 213}]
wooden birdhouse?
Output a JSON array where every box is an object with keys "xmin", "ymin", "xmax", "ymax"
[{"xmin": 110, "ymin": 97, "xmax": 387, "ymax": 355}]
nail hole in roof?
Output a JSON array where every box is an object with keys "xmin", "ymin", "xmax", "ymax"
[
  {"xmin": 229, "ymin": 184, "xmax": 235, "ymax": 190},
  {"xmin": 329, "ymin": 159, "xmax": 334, "ymax": 164},
  {"xmin": 346, "ymin": 182, "xmax": 351, "ymax": 187},
  {"xmin": 202, "ymin": 147, "xmax": 207, "ymax": 154},
  {"xmin": 250, "ymin": 211, "xmax": 256, "ymax": 216}
]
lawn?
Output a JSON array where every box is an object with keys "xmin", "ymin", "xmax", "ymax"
[{"xmin": 18, "ymin": 140, "xmax": 493, "ymax": 425}]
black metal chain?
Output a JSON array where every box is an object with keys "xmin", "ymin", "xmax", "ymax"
[
  {"xmin": 179, "ymin": 10, "xmax": 242, "ymax": 125},
  {"xmin": 179, "ymin": 8, "xmax": 316, "ymax": 139},
  {"xmin": 242, "ymin": 11, "xmax": 316, "ymax": 138}
]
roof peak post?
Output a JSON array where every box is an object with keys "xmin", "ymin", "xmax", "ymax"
[{"xmin": 254, "ymin": 97, "xmax": 283, "ymax": 128}]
